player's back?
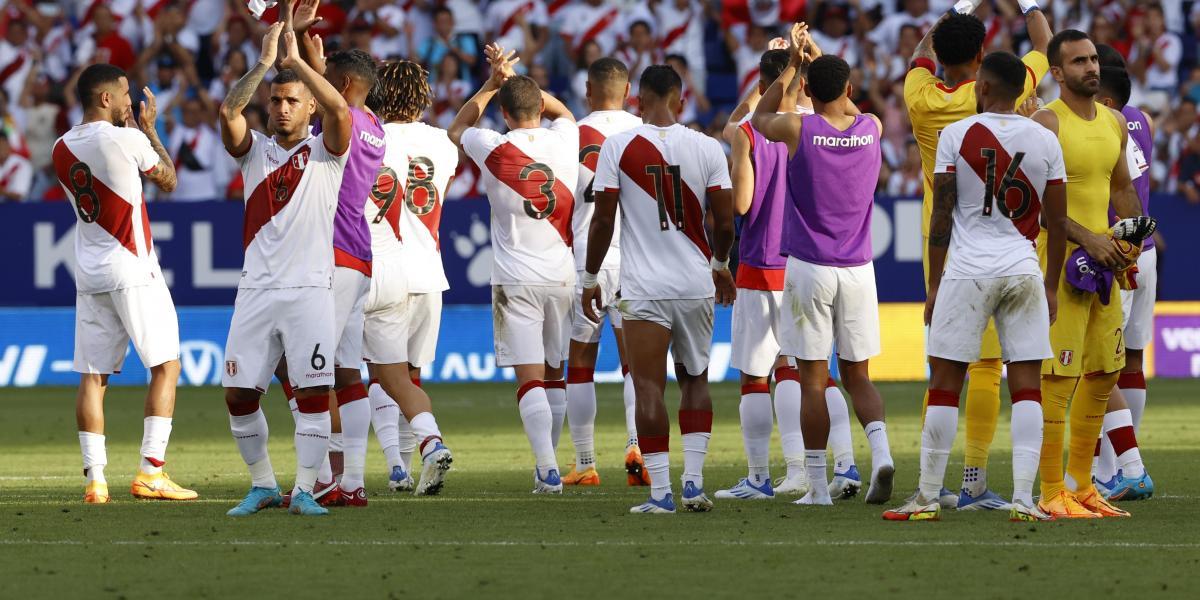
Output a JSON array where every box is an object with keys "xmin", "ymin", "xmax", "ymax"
[
  {"xmin": 326, "ymin": 107, "xmax": 386, "ymax": 273},
  {"xmin": 236, "ymin": 130, "xmax": 346, "ymax": 290},
  {"xmin": 936, "ymin": 113, "xmax": 1064, "ymax": 280},
  {"xmin": 1045, "ymin": 99, "xmax": 1122, "ymax": 234},
  {"xmin": 574, "ymin": 109, "xmax": 642, "ymax": 272},
  {"xmin": 593, "ymin": 123, "xmax": 730, "ymax": 300},
  {"xmin": 53, "ymin": 121, "xmax": 162, "ymax": 294},
  {"xmin": 736, "ymin": 119, "xmax": 789, "ymax": 285},
  {"xmin": 387, "ymin": 121, "xmax": 458, "ymax": 293},
  {"xmin": 461, "ymin": 118, "xmax": 578, "ymax": 286}
]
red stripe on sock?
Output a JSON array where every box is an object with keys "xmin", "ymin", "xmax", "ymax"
[
  {"xmin": 567, "ymin": 367, "xmax": 594, "ymax": 384},
  {"xmin": 640, "ymin": 434, "xmax": 669, "ymax": 454},
  {"xmin": 544, "ymin": 379, "xmax": 566, "ymax": 390},
  {"xmin": 774, "ymin": 366, "xmax": 799, "ymax": 382},
  {"xmin": 826, "ymin": 377, "xmax": 837, "ymax": 388},
  {"xmin": 1118, "ymin": 371, "xmax": 1146, "ymax": 390},
  {"xmin": 517, "ymin": 380, "xmax": 545, "ymax": 403},
  {"xmin": 144, "ymin": 456, "xmax": 165, "ymax": 467},
  {"xmin": 226, "ymin": 398, "xmax": 260, "ymax": 416},
  {"xmin": 1094, "ymin": 436, "xmax": 1102, "ymax": 457},
  {"xmin": 1108, "ymin": 425, "xmax": 1138, "ymax": 456},
  {"xmin": 678, "ymin": 409, "xmax": 713, "ymax": 434},
  {"xmin": 411, "ymin": 372, "xmax": 422, "ymax": 387},
  {"xmin": 927, "ymin": 389, "xmax": 960, "ymax": 408},
  {"xmin": 621, "ymin": 364, "xmax": 630, "ymax": 377},
  {"xmin": 741, "ymin": 383, "xmax": 770, "ymax": 395},
  {"xmin": 419, "ymin": 435, "xmax": 442, "ymax": 454},
  {"xmin": 295, "ymin": 395, "xmax": 328, "ymax": 414},
  {"xmin": 368, "ymin": 378, "xmax": 379, "ymax": 387},
  {"xmin": 1011, "ymin": 388, "xmax": 1042, "ymax": 404},
  {"xmin": 280, "ymin": 380, "xmax": 295, "ymax": 400},
  {"xmin": 336, "ymin": 383, "xmax": 368, "ymax": 406}
]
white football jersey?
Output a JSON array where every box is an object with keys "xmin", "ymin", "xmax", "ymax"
[
  {"xmin": 52, "ymin": 121, "xmax": 164, "ymax": 294},
  {"xmin": 462, "ymin": 118, "xmax": 578, "ymax": 287},
  {"xmin": 235, "ymin": 130, "xmax": 347, "ymax": 289},
  {"xmin": 592, "ymin": 123, "xmax": 732, "ymax": 300},
  {"xmin": 366, "ymin": 121, "xmax": 458, "ymax": 293},
  {"xmin": 574, "ymin": 109, "xmax": 642, "ymax": 272},
  {"xmin": 934, "ymin": 113, "xmax": 1065, "ymax": 280}
]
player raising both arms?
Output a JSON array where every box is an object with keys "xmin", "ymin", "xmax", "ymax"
[
  {"xmin": 883, "ymin": 52, "xmax": 1067, "ymax": 522},
  {"xmin": 449, "ymin": 45, "xmax": 578, "ymax": 494},
  {"xmin": 585, "ymin": 65, "xmax": 735, "ymax": 514},
  {"xmin": 753, "ymin": 48, "xmax": 894, "ymax": 507},
  {"xmin": 563, "ymin": 57, "xmax": 644, "ymax": 488},
  {"xmin": 219, "ymin": 22, "xmax": 351, "ymax": 517},
  {"xmin": 359, "ymin": 59, "xmax": 456, "ymax": 496},
  {"xmin": 55, "ymin": 64, "xmax": 194, "ymax": 504},
  {"xmin": 904, "ymin": 0, "xmax": 1052, "ymax": 511}
]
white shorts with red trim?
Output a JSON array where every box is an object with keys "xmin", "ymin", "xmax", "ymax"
[
  {"xmin": 927, "ymin": 275, "xmax": 1052, "ymax": 364},
  {"xmin": 333, "ymin": 266, "xmax": 370, "ymax": 369},
  {"xmin": 731, "ymin": 289, "xmax": 784, "ymax": 378},
  {"xmin": 780, "ymin": 257, "xmax": 880, "ymax": 363},
  {"xmin": 1121, "ymin": 246, "xmax": 1157, "ymax": 350},
  {"xmin": 223, "ymin": 286, "xmax": 335, "ymax": 391},
  {"xmin": 618, "ymin": 298, "xmax": 714, "ymax": 377},
  {"xmin": 572, "ymin": 269, "xmax": 622, "ymax": 344},
  {"xmin": 73, "ymin": 279, "xmax": 180, "ymax": 375},
  {"xmin": 493, "ymin": 284, "xmax": 572, "ymax": 368}
]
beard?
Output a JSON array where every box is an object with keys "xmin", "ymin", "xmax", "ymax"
[{"xmin": 1064, "ymin": 75, "xmax": 1099, "ymax": 98}]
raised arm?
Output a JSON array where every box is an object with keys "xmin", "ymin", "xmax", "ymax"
[
  {"xmin": 911, "ymin": 13, "xmax": 946, "ymax": 65},
  {"xmin": 925, "ymin": 171, "xmax": 955, "ymax": 324},
  {"xmin": 292, "ymin": 0, "xmax": 327, "ymax": 74},
  {"xmin": 1023, "ymin": 1, "xmax": 1052, "ymax": 55},
  {"xmin": 278, "ymin": 30, "xmax": 349, "ymax": 154},
  {"xmin": 751, "ymin": 24, "xmax": 805, "ymax": 152},
  {"xmin": 541, "ymin": 90, "xmax": 575, "ymax": 122},
  {"xmin": 220, "ymin": 22, "xmax": 282, "ymax": 156},
  {"xmin": 730, "ymin": 124, "xmax": 754, "ymax": 215},
  {"xmin": 135, "ymin": 87, "xmax": 178, "ymax": 193},
  {"xmin": 723, "ymin": 86, "xmax": 760, "ymax": 143},
  {"xmin": 448, "ymin": 44, "xmax": 515, "ymax": 146}
]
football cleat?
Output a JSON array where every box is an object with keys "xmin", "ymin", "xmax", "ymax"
[
  {"xmin": 227, "ymin": 486, "xmax": 283, "ymax": 516},
  {"xmin": 1094, "ymin": 474, "xmax": 1120, "ymax": 499},
  {"xmin": 625, "ymin": 444, "xmax": 650, "ymax": 486},
  {"xmin": 882, "ymin": 494, "xmax": 941, "ymax": 521},
  {"xmin": 1076, "ymin": 486, "xmax": 1131, "ymax": 517},
  {"xmin": 714, "ymin": 477, "xmax": 775, "ymax": 500},
  {"xmin": 956, "ymin": 489, "xmax": 1013, "ymax": 511},
  {"xmin": 288, "ymin": 490, "xmax": 330, "ymax": 516},
  {"xmin": 680, "ymin": 481, "xmax": 713, "ymax": 512},
  {"xmin": 130, "ymin": 471, "xmax": 198, "ymax": 500},
  {"xmin": 772, "ymin": 473, "xmax": 809, "ymax": 496},
  {"xmin": 630, "ymin": 493, "xmax": 676, "ymax": 514},
  {"xmin": 1009, "ymin": 500, "xmax": 1053, "ymax": 522},
  {"xmin": 828, "ymin": 466, "xmax": 862, "ymax": 500},
  {"xmin": 415, "ymin": 442, "xmax": 453, "ymax": 496},
  {"xmin": 1107, "ymin": 472, "xmax": 1154, "ymax": 502},
  {"xmin": 865, "ymin": 463, "xmax": 894, "ymax": 504},
  {"xmin": 561, "ymin": 466, "xmax": 601, "ymax": 486},
  {"xmin": 1037, "ymin": 490, "xmax": 1101, "ymax": 519},
  {"xmin": 388, "ymin": 465, "xmax": 415, "ymax": 492},
  {"xmin": 84, "ymin": 481, "xmax": 109, "ymax": 504},
  {"xmin": 532, "ymin": 468, "xmax": 563, "ymax": 494},
  {"xmin": 281, "ymin": 479, "xmax": 337, "ymax": 508},
  {"xmin": 326, "ymin": 486, "xmax": 368, "ymax": 507}
]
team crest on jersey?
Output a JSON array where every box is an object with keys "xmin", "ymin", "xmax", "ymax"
[
  {"xmin": 225, "ymin": 360, "xmax": 238, "ymax": 377},
  {"xmin": 1059, "ymin": 350, "xmax": 1073, "ymax": 366},
  {"xmin": 291, "ymin": 153, "xmax": 308, "ymax": 170}
]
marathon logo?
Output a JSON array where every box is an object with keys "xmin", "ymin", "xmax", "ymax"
[
  {"xmin": 812, "ymin": 134, "xmax": 875, "ymax": 148},
  {"xmin": 359, "ymin": 130, "xmax": 385, "ymax": 148}
]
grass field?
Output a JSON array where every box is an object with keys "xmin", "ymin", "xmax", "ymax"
[{"xmin": 1, "ymin": 380, "xmax": 1198, "ymax": 598}]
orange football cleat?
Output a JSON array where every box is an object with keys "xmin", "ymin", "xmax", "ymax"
[
  {"xmin": 1037, "ymin": 490, "xmax": 1101, "ymax": 519},
  {"xmin": 130, "ymin": 472, "xmax": 198, "ymax": 500},
  {"xmin": 84, "ymin": 481, "xmax": 109, "ymax": 504},
  {"xmin": 1076, "ymin": 486, "xmax": 1131, "ymax": 518},
  {"xmin": 562, "ymin": 466, "xmax": 601, "ymax": 486},
  {"xmin": 625, "ymin": 444, "xmax": 651, "ymax": 486}
]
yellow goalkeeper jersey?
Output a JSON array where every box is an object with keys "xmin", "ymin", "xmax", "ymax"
[{"xmin": 904, "ymin": 51, "xmax": 1050, "ymax": 237}]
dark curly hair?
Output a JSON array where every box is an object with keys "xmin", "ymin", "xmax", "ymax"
[
  {"xmin": 369, "ymin": 60, "xmax": 432, "ymax": 123},
  {"xmin": 932, "ymin": 13, "xmax": 986, "ymax": 67}
]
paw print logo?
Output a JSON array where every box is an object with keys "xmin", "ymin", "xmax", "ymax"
[{"xmin": 451, "ymin": 214, "xmax": 493, "ymax": 287}]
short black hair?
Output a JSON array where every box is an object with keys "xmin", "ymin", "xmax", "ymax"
[
  {"xmin": 1096, "ymin": 43, "xmax": 1126, "ymax": 69},
  {"xmin": 432, "ymin": 5, "xmax": 452, "ymax": 19},
  {"xmin": 272, "ymin": 68, "xmax": 302, "ymax": 86},
  {"xmin": 498, "ymin": 75, "xmax": 542, "ymax": 121},
  {"xmin": 588, "ymin": 57, "xmax": 629, "ymax": 85},
  {"xmin": 640, "ymin": 64, "xmax": 683, "ymax": 98},
  {"xmin": 1048, "ymin": 29, "xmax": 1091, "ymax": 67},
  {"xmin": 76, "ymin": 63, "xmax": 127, "ymax": 108},
  {"xmin": 664, "ymin": 53, "xmax": 688, "ymax": 69},
  {"xmin": 979, "ymin": 51, "xmax": 1026, "ymax": 100},
  {"xmin": 760, "ymin": 49, "xmax": 790, "ymax": 85},
  {"xmin": 932, "ymin": 13, "xmax": 986, "ymax": 67},
  {"xmin": 1098, "ymin": 66, "xmax": 1132, "ymax": 108},
  {"xmin": 327, "ymin": 49, "xmax": 378, "ymax": 89},
  {"xmin": 807, "ymin": 55, "xmax": 851, "ymax": 103},
  {"xmin": 628, "ymin": 20, "xmax": 651, "ymax": 35}
]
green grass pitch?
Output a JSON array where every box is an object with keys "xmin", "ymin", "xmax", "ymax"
[{"xmin": 2, "ymin": 380, "xmax": 1199, "ymax": 598}]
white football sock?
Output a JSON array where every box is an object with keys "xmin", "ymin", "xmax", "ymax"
[
  {"xmin": 1097, "ymin": 433, "xmax": 1118, "ymax": 482},
  {"xmin": 293, "ymin": 409, "xmax": 330, "ymax": 494},
  {"xmin": 338, "ymin": 396, "xmax": 371, "ymax": 491},
  {"xmin": 518, "ymin": 384, "xmax": 558, "ymax": 473},
  {"xmin": 774, "ymin": 376, "xmax": 805, "ymax": 478},
  {"xmin": 681, "ymin": 432, "xmax": 710, "ymax": 490},
  {"xmin": 645, "ymin": 451, "xmax": 671, "ymax": 501},
  {"xmin": 920, "ymin": 403, "xmax": 957, "ymax": 500},
  {"xmin": 1010, "ymin": 398, "xmax": 1043, "ymax": 507},
  {"xmin": 368, "ymin": 383, "xmax": 403, "ymax": 471},
  {"xmin": 864, "ymin": 420, "xmax": 894, "ymax": 475},
  {"xmin": 288, "ymin": 397, "xmax": 299, "ymax": 426},
  {"xmin": 139, "ymin": 416, "xmax": 171, "ymax": 474},
  {"xmin": 229, "ymin": 409, "xmax": 276, "ymax": 489},
  {"xmin": 623, "ymin": 369, "xmax": 638, "ymax": 446},
  {"xmin": 739, "ymin": 385, "xmax": 773, "ymax": 482},
  {"xmin": 826, "ymin": 385, "xmax": 857, "ymax": 473},
  {"xmin": 804, "ymin": 449, "xmax": 831, "ymax": 502},
  {"xmin": 398, "ymin": 412, "xmax": 416, "ymax": 472},
  {"xmin": 566, "ymin": 373, "xmax": 597, "ymax": 470},
  {"xmin": 1123, "ymin": 387, "xmax": 1147, "ymax": 431},
  {"xmin": 79, "ymin": 431, "xmax": 107, "ymax": 484},
  {"xmin": 1105, "ymin": 409, "xmax": 1145, "ymax": 478},
  {"xmin": 410, "ymin": 412, "xmax": 443, "ymax": 459},
  {"xmin": 546, "ymin": 382, "xmax": 567, "ymax": 450}
]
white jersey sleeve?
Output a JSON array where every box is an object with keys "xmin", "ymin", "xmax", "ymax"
[{"xmin": 574, "ymin": 110, "xmax": 642, "ymax": 272}]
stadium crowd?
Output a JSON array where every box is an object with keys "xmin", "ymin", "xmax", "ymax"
[{"xmin": 0, "ymin": 0, "xmax": 1198, "ymax": 203}]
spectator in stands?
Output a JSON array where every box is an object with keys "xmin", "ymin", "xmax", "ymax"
[
  {"xmin": 561, "ymin": 0, "xmax": 623, "ymax": 61},
  {"xmin": 73, "ymin": 4, "xmax": 137, "ymax": 72},
  {"xmin": 616, "ymin": 20, "xmax": 662, "ymax": 101},
  {"xmin": 0, "ymin": 8, "xmax": 34, "ymax": 112},
  {"xmin": 868, "ymin": 0, "xmax": 936, "ymax": 64},
  {"xmin": 344, "ymin": 0, "xmax": 407, "ymax": 60},
  {"xmin": 0, "ymin": 134, "xmax": 31, "ymax": 201},
  {"xmin": 811, "ymin": 4, "xmax": 858, "ymax": 68},
  {"xmin": 166, "ymin": 96, "xmax": 227, "ymax": 201},
  {"xmin": 213, "ymin": 5, "xmax": 262, "ymax": 69},
  {"xmin": 655, "ymin": 0, "xmax": 707, "ymax": 94},
  {"xmin": 431, "ymin": 52, "xmax": 471, "ymax": 129},
  {"xmin": 570, "ymin": 40, "xmax": 604, "ymax": 115},
  {"xmin": 415, "ymin": 6, "xmax": 478, "ymax": 83},
  {"xmin": 886, "ymin": 139, "xmax": 923, "ymax": 197},
  {"xmin": 727, "ymin": 23, "xmax": 772, "ymax": 102},
  {"xmin": 666, "ymin": 53, "xmax": 709, "ymax": 126},
  {"xmin": 489, "ymin": 0, "xmax": 549, "ymax": 62},
  {"xmin": 1130, "ymin": 4, "xmax": 1182, "ymax": 97}
]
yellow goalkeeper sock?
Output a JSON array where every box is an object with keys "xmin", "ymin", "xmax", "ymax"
[
  {"xmin": 1039, "ymin": 375, "xmax": 1077, "ymax": 498},
  {"xmin": 1065, "ymin": 371, "xmax": 1119, "ymax": 493},
  {"xmin": 963, "ymin": 359, "xmax": 1002, "ymax": 469}
]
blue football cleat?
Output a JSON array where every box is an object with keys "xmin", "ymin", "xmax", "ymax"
[
  {"xmin": 533, "ymin": 468, "xmax": 563, "ymax": 494},
  {"xmin": 288, "ymin": 490, "xmax": 330, "ymax": 516},
  {"xmin": 681, "ymin": 481, "xmax": 713, "ymax": 512},
  {"xmin": 630, "ymin": 493, "xmax": 676, "ymax": 514},
  {"xmin": 388, "ymin": 465, "xmax": 414, "ymax": 492},
  {"xmin": 227, "ymin": 486, "xmax": 283, "ymax": 516},
  {"xmin": 1107, "ymin": 472, "xmax": 1154, "ymax": 501},
  {"xmin": 828, "ymin": 465, "xmax": 862, "ymax": 500},
  {"xmin": 415, "ymin": 442, "xmax": 453, "ymax": 496},
  {"xmin": 1094, "ymin": 474, "xmax": 1120, "ymax": 499},
  {"xmin": 714, "ymin": 477, "xmax": 775, "ymax": 500},
  {"xmin": 956, "ymin": 488, "xmax": 1012, "ymax": 511}
]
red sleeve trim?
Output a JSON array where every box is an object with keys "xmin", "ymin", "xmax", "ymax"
[
  {"xmin": 324, "ymin": 138, "xmax": 350, "ymax": 158},
  {"xmin": 142, "ymin": 164, "xmax": 158, "ymax": 176},
  {"xmin": 738, "ymin": 121, "xmax": 755, "ymax": 152},
  {"xmin": 706, "ymin": 185, "xmax": 727, "ymax": 192},
  {"xmin": 1046, "ymin": 178, "xmax": 1064, "ymax": 185},
  {"xmin": 597, "ymin": 187, "xmax": 619, "ymax": 194},
  {"xmin": 909, "ymin": 58, "xmax": 936, "ymax": 74}
]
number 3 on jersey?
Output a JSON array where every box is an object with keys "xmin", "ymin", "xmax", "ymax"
[{"xmin": 520, "ymin": 162, "xmax": 557, "ymax": 219}]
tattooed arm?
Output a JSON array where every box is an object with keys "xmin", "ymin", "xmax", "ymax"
[
  {"xmin": 220, "ymin": 22, "xmax": 282, "ymax": 157},
  {"xmin": 136, "ymin": 87, "xmax": 177, "ymax": 192},
  {"xmin": 911, "ymin": 14, "xmax": 946, "ymax": 65},
  {"xmin": 925, "ymin": 171, "xmax": 956, "ymax": 325}
]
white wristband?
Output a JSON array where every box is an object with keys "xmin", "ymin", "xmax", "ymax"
[
  {"xmin": 710, "ymin": 257, "xmax": 729, "ymax": 271},
  {"xmin": 581, "ymin": 271, "xmax": 598, "ymax": 288},
  {"xmin": 1017, "ymin": 0, "xmax": 1040, "ymax": 14},
  {"xmin": 951, "ymin": 0, "xmax": 982, "ymax": 14}
]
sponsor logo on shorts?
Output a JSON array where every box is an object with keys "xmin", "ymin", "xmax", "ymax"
[
  {"xmin": 225, "ymin": 360, "xmax": 238, "ymax": 377},
  {"xmin": 306, "ymin": 371, "xmax": 333, "ymax": 379},
  {"xmin": 1059, "ymin": 350, "xmax": 1073, "ymax": 366}
]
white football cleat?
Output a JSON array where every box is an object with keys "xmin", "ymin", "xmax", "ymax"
[
  {"xmin": 865, "ymin": 463, "xmax": 895, "ymax": 504},
  {"xmin": 828, "ymin": 465, "xmax": 862, "ymax": 500},
  {"xmin": 773, "ymin": 473, "xmax": 810, "ymax": 496},
  {"xmin": 793, "ymin": 490, "xmax": 834, "ymax": 505},
  {"xmin": 714, "ymin": 477, "xmax": 774, "ymax": 500},
  {"xmin": 680, "ymin": 481, "xmax": 713, "ymax": 512}
]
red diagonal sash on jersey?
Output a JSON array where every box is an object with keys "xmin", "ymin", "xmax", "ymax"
[
  {"xmin": 578, "ymin": 125, "xmax": 605, "ymax": 172},
  {"xmin": 619, "ymin": 135, "xmax": 711, "ymax": 259},
  {"xmin": 739, "ymin": 67, "xmax": 760, "ymax": 99},
  {"xmin": 547, "ymin": 0, "xmax": 570, "ymax": 16},
  {"xmin": 483, "ymin": 141, "xmax": 574, "ymax": 246},
  {"xmin": 660, "ymin": 11, "xmax": 692, "ymax": 49},
  {"xmin": 958, "ymin": 122, "xmax": 1042, "ymax": 242},
  {"xmin": 370, "ymin": 165, "xmax": 403, "ymax": 241},
  {"xmin": 575, "ymin": 7, "xmax": 619, "ymax": 54},
  {"xmin": 0, "ymin": 52, "xmax": 27, "ymax": 84},
  {"xmin": 242, "ymin": 145, "xmax": 312, "ymax": 249},
  {"xmin": 498, "ymin": 1, "xmax": 534, "ymax": 37},
  {"xmin": 52, "ymin": 140, "xmax": 139, "ymax": 255}
]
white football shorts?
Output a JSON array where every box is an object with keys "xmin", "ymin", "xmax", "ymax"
[
  {"xmin": 572, "ymin": 268, "xmax": 622, "ymax": 343},
  {"xmin": 780, "ymin": 257, "xmax": 880, "ymax": 363},
  {"xmin": 927, "ymin": 274, "xmax": 1053, "ymax": 364},
  {"xmin": 405, "ymin": 292, "xmax": 443, "ymax": 368},
  {"xmin": 618, "ymin": 297, "xmax": 714, "ymax": 377},
  {"xmin": 1121, "ymin": 246, "xmax": 1157, "ymax": 351},
  {"xmin": 492, "ymin": 284, "xmax": 572, "ymax": 368},
  {"xmin": 731, "ymin": 289, "xmax": 784, "ymax": 378},
  {"xmin": 223, "ymin": 286, "xmax": 336, "ymax": 391},
  {"xmin": 362, "ymin": 254, "xmax": 410, "ymax": 366},
  {"xmin": 333, "ymin": 266, "xmax": 370, "ymax": 369},
  {"xmin": 73, "ymin": 279, "xmax": 180, "ymax": 374}
]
